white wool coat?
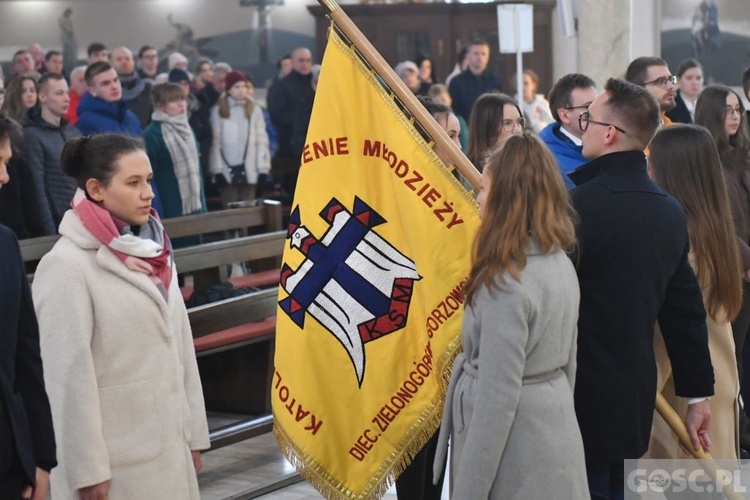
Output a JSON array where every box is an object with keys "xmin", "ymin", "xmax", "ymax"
[
  {"xmin": 209, "ymin": 97, "xmax": 271, "ymax": 185},
  {"xmin": 32, "ymin": 211, "xmax": 210, "ymax": 499}
]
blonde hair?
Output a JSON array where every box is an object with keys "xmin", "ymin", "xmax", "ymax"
[
  {"xmin": 217, "ymin": 93, "xmax": 253, "ymax": 119},
  {"xmin": 464, "ymin": 132, "xmax": 577, "ymax": 305}
]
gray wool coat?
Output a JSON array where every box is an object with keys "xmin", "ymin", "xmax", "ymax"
[{"xmin": 434, "ymin": 245, "xmax": 589, "ymax": 499}]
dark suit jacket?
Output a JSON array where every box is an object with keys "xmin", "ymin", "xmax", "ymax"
[
  {"xmin": 569, "ymin": 151, "xmax": 714, "ymax": 461},
  {"xmin": 665, "ymin": 91, "xmax": 693, "ymax": 124},
  {"xmin": 0, "ymin": 224, "xmax": 56, "ymax": 484},
  {"xmin": 267, "ymin": 70, "xmax": 314, "ymax": 159}
]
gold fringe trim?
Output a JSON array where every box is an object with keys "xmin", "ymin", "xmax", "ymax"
[{"xmin": 272, "ymin": 25, "xmax": 470, "ymax": 499}]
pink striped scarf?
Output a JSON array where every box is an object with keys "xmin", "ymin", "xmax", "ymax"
[{"xmin": 72, "ymin": 189, "xmax": 173, "ymax": 301}]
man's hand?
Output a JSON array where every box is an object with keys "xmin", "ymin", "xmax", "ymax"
[
  {"xmin": 192, "ymin": 450, "xmax": 202, "ymax": 474},
  {"xmin": 21, "ymin": 468, "xmax": 50, "ymax": 500},
  {"xmin": 685, "ymin": 400, "xmax": 711, "ymax": 453},
  {"xmin": 78, "ymin": 480, "xmax": 110, "ymax": 500}
]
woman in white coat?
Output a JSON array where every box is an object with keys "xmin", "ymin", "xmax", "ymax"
[
  {"xmin": 32, "ymin": 134, "xmax": 210, "ymax": 499},
  {"xmin": 209, "ymin": 70, "xmax": 271, "ymax": 207}
]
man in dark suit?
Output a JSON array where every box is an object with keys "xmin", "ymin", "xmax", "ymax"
[
  {"xmin": 0, "ymin": 116, "xmax": 56, "ymax": 499},
  {"xmin": 569, "ymin": 78, "xmax": 714, "ymax": 500}
]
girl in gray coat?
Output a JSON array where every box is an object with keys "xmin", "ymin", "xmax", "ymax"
[{"xmin": 434, "ymin": 132, "xmax": 589, "ymax": 499}]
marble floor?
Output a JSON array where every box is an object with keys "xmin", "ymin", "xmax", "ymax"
[{"xmin": 198, "ymin": 416, "xmax": 448, "ymax": 500}]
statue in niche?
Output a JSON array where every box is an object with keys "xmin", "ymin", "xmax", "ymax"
[
  {"xmin": 160, "ymin": 13, "xmax": 216, "ymax": 66},
  {"xmin": 58, "ymin": 8, "xmax": 78, "ymax": 72}
]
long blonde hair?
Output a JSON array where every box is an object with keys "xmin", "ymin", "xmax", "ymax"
[{"xmin": 464, "ymin": 132, "xmax": 577, "ymax": 306}]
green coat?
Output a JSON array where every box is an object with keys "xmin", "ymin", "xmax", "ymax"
[{"xmin": 143, "ymin": 121, "xmax": 206, "ymax": 247}]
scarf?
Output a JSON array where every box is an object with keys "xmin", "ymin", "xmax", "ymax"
[
  {"xmin": 119, "ymin": 72, "xmax": 148, "ymax": 102},
  {"xmin": 152, "ymin": 109, "xmax": 203, "ymax": 215},
  {"xmin": 72, "ymin": 189, "xmax": 173, "ymax": 301}
]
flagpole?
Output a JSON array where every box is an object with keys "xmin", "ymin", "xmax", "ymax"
[
  {"xmin": 655, "ymin": 394, "xmax": 744, "ymax": 500},
  {"xmin": 316, "ymin": 0, "xmax": 482, "ymax": 190}
]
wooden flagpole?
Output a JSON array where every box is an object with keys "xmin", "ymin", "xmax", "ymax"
[
  {"xmin": 316, "ymin": 0, "xmax": 482, "ymax": 190},
  {"xmin": 655, "ymin": 394, "xmax": 744, "ymax": 500}
]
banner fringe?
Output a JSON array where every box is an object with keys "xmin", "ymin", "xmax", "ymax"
[{"xmin": 272, "ymin": 25, "xmax": 471, "ymax": 499}]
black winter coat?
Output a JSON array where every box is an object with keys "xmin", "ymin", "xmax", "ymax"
[
  {"xmin": 21, "ymin": 107, "xmax": 80, "ymax": 236},
  {"xmin": 0, "ymin": 225, "xmax": 56, "ymax": 484},
  {"xmin": 267, "ymin": 70, "xmax": 314, "ymax": 159},
  {"xmin": 569, "ymin": 150, "xmax": 714, "ymax": 461}
]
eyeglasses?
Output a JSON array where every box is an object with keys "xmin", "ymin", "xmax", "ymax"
[
  {"xmin": 579, "ymin": 111, "xmax": 627, "ymax": 134},
  {"xmin": 726, "ymin": 106, "xmax": 743, "ymax": 117},
  {"xmin": 563, "ymin": 104, "xmax": 591, "ymax": 111},
  {"xmin": 642, "ymin": 75, "xmax": 677, "ymax": 87},
  {"xmin": 501, "ymin": 118, "xmax": 525, "ymax": 132}
]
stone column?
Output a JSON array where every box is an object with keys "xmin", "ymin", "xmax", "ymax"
[{"xmin": 577, "ymin": 0, "xmax": 631, "ymax": 87}]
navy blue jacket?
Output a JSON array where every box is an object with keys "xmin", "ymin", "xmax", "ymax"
[
  {"xmin": 75, "ymin": 93, "xmax": 142, "ymax": 137},
  {"xmin": 539, "ymin": 122, "xmax": 586, "ymax": 189},
  {"xmin": 448, "ymin": 69, "xmax": 503, "ymax": 123},
  {"xmin": 665, "ymin": 91, "xmax": 692, "ymax": 124},
  {"xmin": 0, "ymin": 225, "xmax": 56, "ymax": 485},
  {"xmin": 569, "ymin": 151, "xmax": 714, "ymax": 461}
]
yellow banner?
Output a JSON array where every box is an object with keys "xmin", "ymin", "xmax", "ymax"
[{"xmin": 273, "ymin": 27, "xmax": 480, "ymax": 499}]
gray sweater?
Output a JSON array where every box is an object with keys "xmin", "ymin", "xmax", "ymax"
[{"xmin": 434, "ymin": 244, "xmax": 589, "ymax": 499}]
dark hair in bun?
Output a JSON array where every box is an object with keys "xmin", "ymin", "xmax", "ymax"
[{"xmin": 61, "ymin": 134, "xmax": 145, "ymax": 190}]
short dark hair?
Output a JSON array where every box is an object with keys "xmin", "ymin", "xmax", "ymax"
[
  {"xmin": 742, "ymin": 67, "xmax": 750, "ymax": 100},
  {"xmin": 138, "ymin": 45, "xmax": 156, "ymax": 59},
  {"xmin": 548, "ymin": 73, "xmax": 597, "ymax": 124},
  {"xmin": 61, "ymin": 134, "xmax": 144, "ymax": 190},
  {"xmin": 151, "ymin": 82, "xmax": 185, "ymax": 106},
  {"xmin": 12, "ymin": 49, "xmax": 29, "ymax": 61},
  {"xmin": 675, "ymin": 58, "xmax": 701, "ymax": 78},
  {"xmin": 87, "ymin": 42, "xmax": 107, "ymax": 57},
  {"xmin": 37, "ymin": 72, "xmax": 65, "ymax": 92},
  {"xmin": 84, "ymin": 61, "xmax": 114, "ymax": 86},
  {"xmin": 276, "ymin": 54, "xmax": 292, "ymax": 69},
  {"xmin": 603, "ymin": 77, "xmax": 660, "ymax": 149},
  {"xmin": 625, "ymin": 56, "xmax": 669, "ymax": 85},
  {"xmin": 44, "ymin": 50, "xmax": 62, "ymax": 62},
  {"xmin": 468, "ymin": 39, "xmax": 490, "ymax": 51}
]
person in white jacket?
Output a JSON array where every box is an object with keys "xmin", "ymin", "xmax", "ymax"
[
  {"xmin": 209, "ymin": 70, "xmax": 271, "ymax": 207},
  {"xmin": 32, "ymin": 134, "xmax": 210, "ymax": 500},
  {"xmin": 520, "ymin": 69, "xmax": 555, "ymax": 134}
]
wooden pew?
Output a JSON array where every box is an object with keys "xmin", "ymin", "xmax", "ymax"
[
  {"xmin": 19, "ymin": 200, "xmax": 283, "ymax": 270},
  {"xmin": 188, "ymin": 289, "xmax": 278, "ymax": 418}
]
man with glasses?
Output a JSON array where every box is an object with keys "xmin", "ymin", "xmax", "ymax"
[
  {"xmin": 569, "ymin": 78, "xmax": 714, "ymax": 500},
  {"xmin": 625, "ymin": 56, "xmax": 678, "ymax": 126},
  {"xmin": 539, "ymin": 73, "xmax": 597, "ymax": 188}
]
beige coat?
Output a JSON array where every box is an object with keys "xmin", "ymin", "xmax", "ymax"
[
  {"xmin": 32, "ymin": 211, "xmax": 210, "ymax": 499},
  {"xmin": 646, "ymin": 256, "xmax": 739, "ymax": 460}
]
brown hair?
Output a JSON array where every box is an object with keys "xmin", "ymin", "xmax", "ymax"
[
  {"xmin": 0, "ymin": 74, "xmax": 37, "ymax": 121},
  {"xmin": 625, "ymin": 56, "xmax": 668, "ymax": 85},
  {"xmin": 61, "ymin": 134, "xmax": 144, "ymax": 191},
  {"xmin": 466, "ymin": 92, "xmax": 521, "ymax": 170},
  {"xmin": 37, "ymin": 72, "xmax": 65, "ymax": 93},
  {"xmin": 603, "ymin": 77, "xmax": 660, "ymax": 150},
  {"xmin": 84, "ymin": 61, "xmax": 114, "ymax": 86},
  {"xmin": 675, "ymin": 58, "xmax": 702, "ymax": 78},
  {"xmin": 695, "ymin": 84, "xmax": 750, "ymax": 156},
  {"xmin": 464, "ymin": 132, "xmax": 576, "ymax": 306},
  {"xmin": 151, "ymin": 82, "xmax": 186, "ymax": 106},
  {"xmin": 217, "ymin": 93, "xmax": 253, "ymax": 119},
  {"xmin": 649, "ymin": 124, "xmax": 742, "ymax": 321}
]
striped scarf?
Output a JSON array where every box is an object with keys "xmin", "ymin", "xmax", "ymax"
[
  {"xmin": 152, "ymin": 109, "xmax": 203, "ymax": 215},
  {"xmin": 72, "ymin": 189, "xmax": 173, "ymax": 301}
]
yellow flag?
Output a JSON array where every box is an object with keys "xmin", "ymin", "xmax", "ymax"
[{"xmin": 273, "ymin": 27, "xmax": 480, "ymax": 499}]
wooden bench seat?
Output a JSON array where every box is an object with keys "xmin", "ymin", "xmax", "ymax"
[
  {"xmin": 188, "ymin": 289, "xmax": 280, "ymax": 414},
  {"xmin": 194, "ymin": 317, "xmax": 276, "ymax": 355},
  {"xmin": 181, "ymin": 269, "xmax": 281, "ymax": 302}
]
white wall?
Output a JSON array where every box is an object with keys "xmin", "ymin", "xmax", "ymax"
[{"xmin": 0, "ymin": 0, "xmax": 316, "ymax": 60}]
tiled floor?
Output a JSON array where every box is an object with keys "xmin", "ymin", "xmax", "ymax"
[{"xmin": 198, "ymin": 420, "xmax": 446, "ymax": 499}]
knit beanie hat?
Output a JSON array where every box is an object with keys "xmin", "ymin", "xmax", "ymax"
[
  {"xmin": 168, "ymin": 69, "xmax": 190, "ymax": 83},
  {"xmin": 224, "ymin": 70, "xmax": 249, "ymax": 92}
]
